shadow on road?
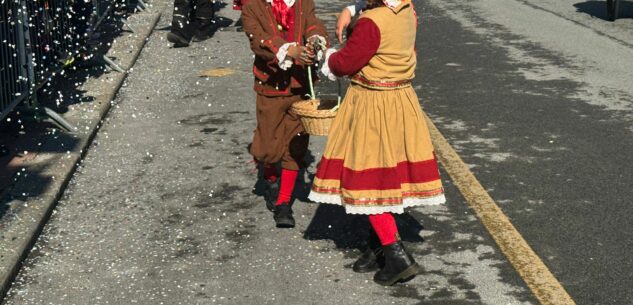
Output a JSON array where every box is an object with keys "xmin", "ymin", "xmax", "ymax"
[
  {"xmin": 0, "ymin": 0, "xmax": 149, "ymax": 222},
  {"xmin": 574, "ymin": 0, "xmax": 633, "ymax": 20},
  {"xmin": 303, "ymin": 204, "xmax": 426, "ymax": 251},
  {"xmin": 0, "ymin": 122, "xmax": 80, "ymax": 220}
]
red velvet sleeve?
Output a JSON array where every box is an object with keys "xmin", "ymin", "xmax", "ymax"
[{"xmin": 329, "ymin": 18, "xmax": 380, "ymax": 77}]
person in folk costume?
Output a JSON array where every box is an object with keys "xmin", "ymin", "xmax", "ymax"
[
  {"xmin": 310, "ymin": 0, "xmax": 446, "ymax": 285},
  {"xmin": 167, "ymin": 0, "xmax": 215, "ymax": 47},
  {"xmin": 241, "ymin": 0, "xmax": 328, "ymax": 227}
]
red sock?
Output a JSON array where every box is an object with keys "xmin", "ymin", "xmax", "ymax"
[
  {"xmin": 262, "ymin": 164, "xmax": 278, "ymax": 183},
  {"xmin": 276, "ymin": 168, "xmax": 298, "ymax": 206},
  {"xmin": 368, "ymin": 213, "xmax": 399, "ymax": 246}
]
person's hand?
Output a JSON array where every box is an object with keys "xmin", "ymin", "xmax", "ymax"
[
  {"xmin": 336, "ymin": 7, "xmax": 352, "ymax": 43},
  {"xmin": 288, "ymin": 45, "xmax": 314, "ymax": 65},
  {"xmin": 306, "ymin": 37, "xmax": 317, "ymax": 54},
  {"xmin": 305, "ymin": 39, "xmax": 316, "ymax": 55},
  {"xmin": 307, "ymin": 36, "xmax": 319, "ymax": 47}
]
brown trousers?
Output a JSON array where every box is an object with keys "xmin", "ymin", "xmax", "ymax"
[{"xmin": 250, "ymin": 94, "xmax": 309, "ymax": 170}]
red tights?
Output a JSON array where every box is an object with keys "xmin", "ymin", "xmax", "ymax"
[
  {"xmin": 276, "ymin": 168, "xmax": 298, "ymax": 205},
  {"xmin": 262, "ymin": 164, "xmax": 298, "ymax": 206},
  {"xmin": 262, "ymin": 164, "xmax": 278, "ymax": 182},
  {"xmin": 368, "ymin": 213, "xmax": 399, "ymax": 246}
]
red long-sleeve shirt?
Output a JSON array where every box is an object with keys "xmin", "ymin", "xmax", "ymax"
[{"xmin": 329, "ymin": 18, "xmax": 381, "ymax": 77}]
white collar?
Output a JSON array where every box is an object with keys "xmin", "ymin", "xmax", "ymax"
[
  {"xmin": 384, "ymin": 0, "xmax": 402, "ymax": 8},
  {"xmin": 266, "ymin": 0, "xmax": 295, "ymax": 7}
]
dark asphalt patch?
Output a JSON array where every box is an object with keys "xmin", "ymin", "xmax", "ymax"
[{"xmin": 416, "ymin": 0, "xmax": 633, "ymax": 304}]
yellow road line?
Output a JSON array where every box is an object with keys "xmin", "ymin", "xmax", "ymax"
[{"xmin": 424, "ymin": 113, "xmax": 576, "ymax": 305}]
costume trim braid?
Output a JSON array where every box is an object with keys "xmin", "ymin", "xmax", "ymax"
[{"xmin": 308, "ymin": 192, "xmax": 446, "ymax": 215}]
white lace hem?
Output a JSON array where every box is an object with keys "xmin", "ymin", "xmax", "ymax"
[
  {"xmin": 308, "ymin": 192, "xmax": 446, "ymax": 215},
  {"xmin": 277, "ymin": 42, "xmax": 296, "ymax": 70},
  {"xmin": 308, "ymin": 191, "xmax": 342, "ymax": 205}
]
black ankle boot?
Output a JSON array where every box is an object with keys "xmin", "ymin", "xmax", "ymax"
[
  {"xmin": 192, "ymin": 17, "xmax": 215, "ymax": 42},
  {"xmin": 373, "ymin": 241, "xmax": 421, "ymax": 286},
  {"xmin": 167, "ymin": 29, "xmax": 194, "ymax": 47},
  {"xmin": 264, "ymin": 179, "xmax": 279, "ymax": 212},
  {"xmin": 273, "ymin": 203, "xmax": 295, "ymax": 228},
  {"xmin": 168, "ymin": 17, "xmax": 195, "ymax": 47},
  {"xmin": 353, "ymin": 230, "xmax": 384, "ymax": 273}
]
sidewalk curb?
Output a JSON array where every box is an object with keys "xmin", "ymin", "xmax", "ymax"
[{"xmin": 0, "ymin": 8, "xmax": 164, "ymax": 301}]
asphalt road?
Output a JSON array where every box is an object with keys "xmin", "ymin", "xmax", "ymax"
[
  {"xmin": 416, "ymin": 0, "xmax": 633, "ymax": 304},
  {"xmin": 1, "ymin": 0, "xmax": 540, "ymax": 304},
  {"xmin": 2, "ymin": 0, "xmax": 632, "ymax": 304}
]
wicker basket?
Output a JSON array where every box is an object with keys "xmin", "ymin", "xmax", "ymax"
[
  {"xmin": 292, "ymin": 65, "xmax": 342, "ymax": 136},
  {"xmin": 290, "ymin": 99, "xmax": 338, "ymax": 136}
]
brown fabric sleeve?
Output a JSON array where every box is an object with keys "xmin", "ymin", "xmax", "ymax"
[
  {"xmin": 302, "ymin": 0, "xmax": 328, "ymax": 46},
  {"xmin": 241, "ymin": 2, "xmax": 289, "ymax": 62}
]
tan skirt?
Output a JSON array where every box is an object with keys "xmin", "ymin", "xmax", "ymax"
[{"xmin": 308, "ymin": 84, "xmax": 445, "ymax": 215}]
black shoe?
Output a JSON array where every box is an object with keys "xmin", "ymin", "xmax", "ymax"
[
  {"xmin": 273, "ymin": 203, "xmax": 295, "ymax": 228},
  {"xmin": 167, "ymin": 31, "xmax": 191, "ymax": 47},
  {"xmin": 373, "ymin": 241, "xmax": 421, "ymax": 286},
  {"xmin": 192, "ymin": 18, "xmax": 215, "ymax": 42},
  {"xmin": 353, "ymin": 230, "xmax": 385, "ymax": 273},
  {"xmin": 264, "ymin": 179, "xmax": 279, "ymax": 212},
  {"xmin": 168, "ymin": 14, "xmax": 196, "ymax": 47}
]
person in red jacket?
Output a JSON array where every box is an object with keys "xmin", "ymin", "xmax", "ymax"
[{"xmin": 241, "ymin": 0, "xmax": 328, "ymax": 228}]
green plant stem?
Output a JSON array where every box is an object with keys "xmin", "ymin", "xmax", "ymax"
[{"xmin": 307, "ymin": 65, "xmax": 316, "ymax": 99}]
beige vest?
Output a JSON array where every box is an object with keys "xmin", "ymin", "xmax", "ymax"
[{"xmin": 354, "ymin": 2, "xmax": 417, "ymax": 84}]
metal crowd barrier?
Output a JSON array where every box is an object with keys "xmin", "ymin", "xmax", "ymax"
[
  {"xmin": 0, "ymin": 0, "xmax": 149, "ymax": 129},
  {"xmin": 25, "ymin": 0, "xmax": 76, "ymax": 89},
  {"xmin": 1, "ymin": 0, "xmax": 29, "ymax": 121}
]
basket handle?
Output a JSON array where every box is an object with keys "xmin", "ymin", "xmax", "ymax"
[
  {"xmin": 307, "ymin": 65, "xmax": 316, "ymax": 99},
  {"xmin": 331, "ymin": 79, "xmax": 341, "ymax": 112},
  {"xmin": 307, "ymin": 65, "xmax": 342, "ymax": 112}
]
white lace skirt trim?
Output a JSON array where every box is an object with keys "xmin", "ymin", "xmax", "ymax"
[
  {"xmin": 308, "ymin": 191, "xmax": 342, "ymax": 205},
  {"xmin": 308, "ymin": 192, "xmax": 446, "ymax": 215}
]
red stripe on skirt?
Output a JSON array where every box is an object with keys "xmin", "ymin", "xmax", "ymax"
[{"xmin": 315, "ymin": 157, "xmax": 441, "ymax": 191}]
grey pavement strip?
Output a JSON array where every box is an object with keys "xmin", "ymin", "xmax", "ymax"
[{"xmin": 0, "ymin": 5, "xmax": 164, "ymax": 301}]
